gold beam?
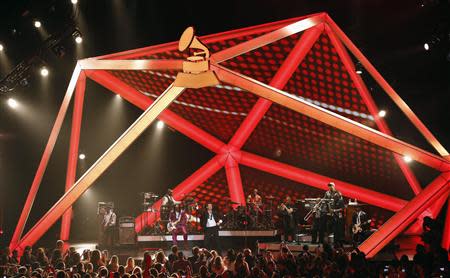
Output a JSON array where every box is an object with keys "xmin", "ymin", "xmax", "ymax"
[
  {"xmin": 16, "ymin": 84, "xmax": 185, "ymax": 250},
  {"xmin": 78, "ymin": 59, "xmax": 184, "ymax": 71}
]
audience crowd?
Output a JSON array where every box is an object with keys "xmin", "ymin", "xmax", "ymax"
[
  {"xmin": 0, "ymin": 217, "xmax": 448, "ymax": 277},
  {"xmin": 0, "ymin": 241, "xmax": 447, "ymax": 278}
]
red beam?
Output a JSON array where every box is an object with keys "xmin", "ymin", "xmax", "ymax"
[
  {"xmin": 86, "ymin": 70, "xmax": 225, "ymax": 153},
  {"xmin": 239, "ymin": 151, "xmax": 407, "ymax": 212},
  {"xmin": 229, "ymin": 25, "xmax": 324, "ymax": 149},
  {"xmin": 60, "ymin": 72, "xmax": 86, "ymax": 240},
  {"xmin": 325, "ymin": 15, "xmax": 449, "ymax": 158},
  {"xmin": 442, "ymin": 198, "xmax": 450, "ymax": 252},
  {"xmin": 213, "ymin": 64, "xmax": 450, "ymax": 172},
  {"xmin": 135, "ymin": 154, "xmax": 225, "ymax": 232},
  {"xmin": 359, "ymin": 172, "xmax": 450, "ymax": 258},
  {"xmin": 325, "ymin": 25, "xmax": 422, "ymax": 195},
  {"xmin": 224, "ymin": 155, "xmax": 246, "ymax": 207},
  {"xmin": 405, "ymin": 192, "xmax": 449, "ymax": 235},
  {"xmin": 9, "ymin": 65, "xmax": 82, "ymax": 251}
]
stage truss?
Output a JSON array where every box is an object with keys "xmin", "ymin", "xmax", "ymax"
[{"xmin": 9, "ymin": 13, "xmax": 450, "ymax": 258}]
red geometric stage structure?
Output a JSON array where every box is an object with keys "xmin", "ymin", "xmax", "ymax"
[{"xmin": 9, "ymin": 13, "xmax": 450, "ymax": 258}]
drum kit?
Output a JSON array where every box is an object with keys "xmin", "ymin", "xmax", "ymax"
[{"xmin": 221, "ymin": 195, "xmax": 275, "ymax": 230}]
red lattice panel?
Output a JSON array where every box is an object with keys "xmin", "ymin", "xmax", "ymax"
[
  {"xmin": 283, "ymin": 33, "xmax": 374, "ymax": 124},
  {"xmin": 244, "ymin": 103, "xmax": 413, "ymax": 199},
  {"xmin": 189, "ymin": 168, "xmax": 231, "ymax": 213},
  {"xmin": 220, "ymin": 33, "xmax": 302, "ymax": 84}
]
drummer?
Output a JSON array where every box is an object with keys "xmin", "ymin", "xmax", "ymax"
[
  {"xmin": 161, "ymin": 189, "xmax": 181, "ymax": 221},
  {"xmin": 161, "ymin": 189, "xmax": 181, "ymax": 208}
]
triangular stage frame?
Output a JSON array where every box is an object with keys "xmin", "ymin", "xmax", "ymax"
[{"xmin": 10, "ymin": 13, "xmax": 450, "ymax": 258}]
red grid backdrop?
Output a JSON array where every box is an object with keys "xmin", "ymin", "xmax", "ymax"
[{"xmin": 110, "ymin": 28, "xmax": 412, "ymax": 198}]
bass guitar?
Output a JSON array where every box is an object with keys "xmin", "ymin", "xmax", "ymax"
[
  {"xmin": 167, "ymin": 214, "xmax": 200, "ymax": 232},
  {"xmin": 352, "ymin": 219, "xmax": 371, "ymax": 234}
]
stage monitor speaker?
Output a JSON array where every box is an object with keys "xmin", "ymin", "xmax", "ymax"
[{"xmin": 119, "ymin": 217, "xmax": 136, "ymax": 245}]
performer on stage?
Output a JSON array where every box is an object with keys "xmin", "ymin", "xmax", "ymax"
[
  {"xmin": 247, "ymin": 189, "xmax": 263, "ymax": 228},
  {"xmin": 162, "ymin": 189, "xmax": 181, "ymax": 209},
  {"xmin": 352, "ymin": 206, "xmax": 371, "ymax": 245},
  {"xmin": 324, "ymin": 182, "xmax": 345, "ymax": 246},
  {"xmin": 168, "ymin": 204, "xmax": 188, "ymax": 247},
  {"xmin": 102, "ymin": 206, "xmax": 116, "ymax": 247},
  {"xmin": 201, "ymin": 203, "xmax": 222, "ymax": 251},
  {"xmin": 311, "ymin": 198, "xmax": 329, "ymax": 244},
  {"xmin": 278, "ymin": 196, "xmax": 296, "ymax": 242}
]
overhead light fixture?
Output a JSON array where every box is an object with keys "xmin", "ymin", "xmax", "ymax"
[
  {"xmin": 403, "ymin": 155, "xmax": 412, "ymax": 163},
  {"xmin": 71, "ymin": 0, "xmax": 78, "ymax": 4},
  {"xmin": 7, "ymin": 98, "xmax": 18, "ymax": 109},
  {"xmin": 34, "ymin": 21, "xmax": 42, "ymax": 28},
  {"xmin": 355, "ymin": 61, "xmax": 363, "ymax": 75},
  {"xmin": 79, "ymin": 153, "xmax": 86, "ymax": 160},
  {"xmin": 40, "ymin": 67, "xmax": 49, "ymax": 77},
  {"xmin": 71, "ymin": 29, "xmax": 83, "ymax": 45},
  {"xmin": 75, "ymin": 36, "xmax": 83, "ymax": 44},
  {"xmin": 424, "ymin": 43, "xmax": 430, "ymax": 51},
  {"xmin": 0, "ymin": 44, "xmax": 4, "ymax": 51},
  {"xmin": 378, "ymin": 110, "xmax": 387, "ymax": 117},
  {"xmin": 157, "ymin": 121, "xmax": 164, "ymax": 129}
]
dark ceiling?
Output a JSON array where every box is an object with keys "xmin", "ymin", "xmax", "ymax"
[{"xmin": 0, "ymin": 0, "xmax": 449, "ymax": 244}]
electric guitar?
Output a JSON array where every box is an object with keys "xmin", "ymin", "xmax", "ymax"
[
  {"xmin": 352, "ymin": 219, "xmax": 371, "ymax": 234},
  {"xmin": 167, "ymin": 214, "xmax": 200, "ymax": 232}
]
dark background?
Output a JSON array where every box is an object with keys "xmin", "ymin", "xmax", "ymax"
[{"xmin": 0, "ymin": 0, "xmax": 449, "ymax": 245}]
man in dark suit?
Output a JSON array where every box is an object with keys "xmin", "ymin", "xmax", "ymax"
[{"xmin": 201, "ymin": 203, "xmax": 222, "ymax": 251}]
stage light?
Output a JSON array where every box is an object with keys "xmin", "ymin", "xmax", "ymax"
[
  {"xmin": 40, "ymin": 67, "xmax": 49, "ymax": 77},
  {"xmin": 7, "ymin": 98, "xmax": 18, "ymax": 109},
  {"xmin": 71, "ymin": 0, "xmax": 78, "ymax": 4},
  {"xmin": 355, "ymin": 61, "xmax": 363, "ymax": 74},
  {"xmin": 115, "ymin": 94, "xmax": 121, "ymax": 99},
  {"xmin": 75, "ymin": 36, "xmax": 83, "ymax": 44},
  {"xmin": 0, "ymin": 44, "xmax": 3, "ymax": 51},
  {"xmin": 424, "ymin": 43, "xmax": 429, "ymax": 51},
  {"xmin": 157, "ymin": 121, "xmax": 164, "ymax": 129},
  {"xmin": 79, "ymin": 153, "xmax": 86, "ymax": 160},
  {"xmin": 378, "ymin": 110, "xmax": 387, "ymax": 117},
  {"xmin": 403, "ymin": 155, "xmax": 412, "ymax": 163},
  {"xmin": 34, "ymin": 21, "xmax": 42, "ymax": 28}
]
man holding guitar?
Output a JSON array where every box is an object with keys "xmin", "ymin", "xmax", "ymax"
[
  {"xmin": 168, "ymin": 204, "xmax": 188, "ymax": 247},
  {"xmin": 352, "ymin": 205, "xmax": 371, "ymax": 245}
]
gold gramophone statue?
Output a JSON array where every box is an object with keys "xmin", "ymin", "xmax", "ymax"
[{"xmin": 173, "ymin": 27, "xmax": 219, "ymax": 88}]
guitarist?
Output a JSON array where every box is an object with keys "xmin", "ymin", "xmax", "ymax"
[
  {"xmin": 352, "ymin": 206, "xmax": 370, "ymax": 245},
  {"xmin": 168, "ymin": 204, "xmax": 188, "ymax": 247},
  {"xmin": 102, "ymin": 206, "xmax": 116, "ymax": 247}
]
